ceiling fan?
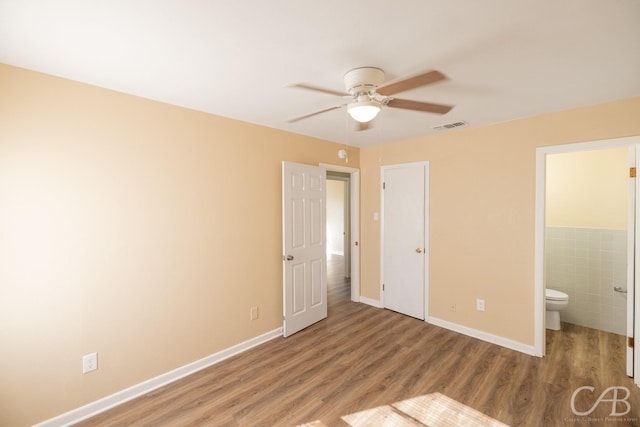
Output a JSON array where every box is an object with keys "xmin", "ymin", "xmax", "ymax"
[{"xmin": 287, "ymin": 67, "xmax": 453, "ymax": 130}]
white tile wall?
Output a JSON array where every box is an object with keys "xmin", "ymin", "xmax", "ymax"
[{"xmin": 545, "ymin": 227, "xmax": 627, "ymax": 335}]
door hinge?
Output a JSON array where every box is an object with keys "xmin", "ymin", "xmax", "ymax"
[
  {"xmin": 629, "ymin": 336, "xmax": 634, "ymax": 348},
  {"xmin": 383, "ymin": 182, "xmax": 386, "ymax": 190},
  {"xmin": 382, "ymin": 283, "xmax": 385, "ymax": 291},
  {"xmin": 631, "ymin": 167, "xmax": 636, "ymax": 178}
]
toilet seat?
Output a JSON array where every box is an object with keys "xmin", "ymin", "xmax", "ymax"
[{"xmin": 546, "ymin": 288, "xmax": 568, "ymax": 301}]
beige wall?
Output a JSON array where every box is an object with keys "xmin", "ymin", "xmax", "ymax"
[
  {"xmin": 0, "ymin": 64, "xmax": 359, "ymax": 426},
  {"xmin": 546, "ymin": 147, "xmax": 629, "ymax": 229},
  {"xmin": 359, "ymin": 97, "xmax": 640, "ymax": 346}
]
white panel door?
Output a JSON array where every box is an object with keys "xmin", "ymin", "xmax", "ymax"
[
  {"xmin": 282, "ymin": 161, "xmax": 327, "ymax": 337},
  {"xmin": 382, "ymin": 162, "xmax": 428, "ymax": 319}
]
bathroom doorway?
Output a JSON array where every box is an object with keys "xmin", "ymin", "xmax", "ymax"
[
  {"xmin": 545, "ymin": 147, "xmax": 628, "ymax": 336},
  {"xmin": 535, "ymin": 136, "xmax": 640, "ymax": 385}
]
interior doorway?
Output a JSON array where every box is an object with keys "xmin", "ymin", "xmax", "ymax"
[
  {"xmin": 535, "ymin": 136, "xmax": 640, "ymax": 386},
  {"xmin": 545, "ymin": 147, "xmax": 628, "ymax": 335},
  {"xmin": 321, "ymin": 163, "xmax": 360, "ymax": 303},
  {"xmin": 326, "ymin": 171, "xmax": 350, "ymax": 281},
  {"xmin": 326, "ymin": 172, "xmax": 350, "ymax": 307}
]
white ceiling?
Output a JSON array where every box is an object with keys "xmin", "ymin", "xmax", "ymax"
[{"xmin": 1, "ymin": 1, "xmax": 639, "ymax": 147}]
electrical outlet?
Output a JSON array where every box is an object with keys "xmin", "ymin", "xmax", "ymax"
[
  {"xmin": 82, "ymin": 352, "xmax": 98, "ymax": 374},
  {"xmin": 449, "ymin": 304, "xmax": 456, "ymax": 312},
  {"xmin": 250, "ymin": 306, "xmax": 259, "ymax": 320},
  {"xmin": 476, "ymin": 299, "xmax": 485, "ymax": 312}
]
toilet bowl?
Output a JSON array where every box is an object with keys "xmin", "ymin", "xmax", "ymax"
[{"xmin": 545, "ymin": 288, "xmax": 569, "ymax": 331}]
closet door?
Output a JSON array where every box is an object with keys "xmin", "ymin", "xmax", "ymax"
[{"xmin": 382, "ymin": 162, "xmax": 429, "ymax": 320}]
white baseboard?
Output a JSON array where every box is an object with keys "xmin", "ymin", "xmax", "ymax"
[
  {"xmin": 35, "ymin": 327, "xmax": 283, "ymax": 427},
  {"xmin": 427, "ymin": 316, "xmax": 536, "ymax": 356},
  {"xmin": 359, "ymin": 296, "xmax": 382, "ymax": 308}
]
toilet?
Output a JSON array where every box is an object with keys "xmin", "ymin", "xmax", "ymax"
[{"xmin": 545, "ymin": 288, "xmax": 569, "ymax": 331}]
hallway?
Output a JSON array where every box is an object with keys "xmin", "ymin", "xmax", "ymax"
[{"xmin": 327, "ymin": 253, "xmax": 350, "ymax": 309}]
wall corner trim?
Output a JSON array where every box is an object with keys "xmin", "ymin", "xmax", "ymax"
[
  {"xmin": 427, "ymin": 316, "xmax": 537, "ymax": 357},
  {"xmin": 34, "ymin": 327, "xmax": 283, "ymax": 427}
]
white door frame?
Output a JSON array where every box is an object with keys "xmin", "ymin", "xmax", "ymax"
[
  {"xmin": 320, "ymin": 163, "xmax": 360, "ymax": 303},
  {"xmin": 380, "ymin": 161, "xmax": 430, "ymax": 319},
  {"xmin": 534, "ymin": 136, "xmax": 640, "ymax": 386},
  {"xmin": 629, "ymin": 145, "xmax": 637, "ymax": 377}
]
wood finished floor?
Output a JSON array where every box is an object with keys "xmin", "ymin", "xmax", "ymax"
[{"xmin": 76, "ymin": 255, "xmax": 640, "ymax": 426}]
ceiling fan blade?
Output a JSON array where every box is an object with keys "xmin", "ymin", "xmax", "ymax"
[
  {"xmin": 386, "ymin": 98, "xmax": 453, "ymax": 115},
  {"xmin": 287, "ymin": 105, "xmax": 342, "ymax": 123},
  {"xmin": 377, "ymin": 70, "xmax": 447, "ymax": 96},
  {"xmin": 289, "ymin": 83, "xmax": 349, "ymax": 97}
]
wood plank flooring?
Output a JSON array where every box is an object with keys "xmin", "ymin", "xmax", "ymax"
[{"xmin": 76, "ymin": 255, "xmax": 640, "ymax": 426}]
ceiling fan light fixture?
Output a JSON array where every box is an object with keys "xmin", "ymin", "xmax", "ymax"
[
  {"xmin": 347, "ymin": 96, "xmax": 381, "ymax": 123},
  {"xmin": 289, "ymin": 68, "xmax": 453, "ymax": 127}
]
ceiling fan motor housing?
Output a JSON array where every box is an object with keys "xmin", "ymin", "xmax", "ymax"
[{"xmin": 344, "ymin": 67, "xmax": 385, "ymax": 95}]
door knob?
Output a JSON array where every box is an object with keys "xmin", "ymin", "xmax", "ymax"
[
  {"xmin": 416, "ymin": 248, "xmax": 423, "ymax": 253},
  {"xmin": 286, "ymin": 255, "xmax": 294, "ymax": 261}
]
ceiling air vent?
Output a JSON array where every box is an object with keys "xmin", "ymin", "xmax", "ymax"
[{"xmin": 432, "ymin": 120, "xmax": 468, "ymax": 131}]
